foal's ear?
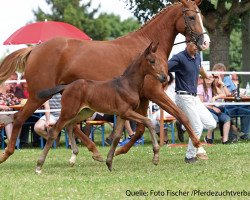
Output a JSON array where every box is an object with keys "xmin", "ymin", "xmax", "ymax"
[
  {"xmin": 144, "ymin": 42, "xmax": 158, "ymax": 56},
  {"xmin": 144, "ymin": 42, "xmax": 154, "ymax": 56},
  {"xmin": 152, "ymin": 42, "xmax": 159, "ymax": 53}
]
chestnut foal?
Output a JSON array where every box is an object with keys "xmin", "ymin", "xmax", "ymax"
[{"xmin": 35, "ymin": 43, "xmax": 168, "ymax": 173}]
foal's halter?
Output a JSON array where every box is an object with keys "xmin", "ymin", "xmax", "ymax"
[{"xmin": 182, "ymin": 8, "xmax": 207, "ymax": 45}]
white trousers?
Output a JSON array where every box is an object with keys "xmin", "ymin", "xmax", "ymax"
[{"xmin": 175, "ymin": 94, "xmax": 217, "ymax": 159}]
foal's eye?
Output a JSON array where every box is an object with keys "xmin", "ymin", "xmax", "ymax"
[
  {"xmin": 149, "ymin": 59, "xmax": 155, "ymax": 64},
  {"xmin": 188, "ymin": 16, "xmax": 195, "ymax": 21}
]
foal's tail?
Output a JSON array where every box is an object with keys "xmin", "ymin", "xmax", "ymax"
[
  {"xmin": 38, "ymin": 85, "xmax": 67, "ymax": 99},
  {"xmin": 0, "ymin": 47, "xmax": 33, "ymax": 84}
]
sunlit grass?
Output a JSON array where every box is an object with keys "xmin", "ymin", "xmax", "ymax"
[{"xmin": 0, "ymin": 128, "xmax": 249, "ymax": 200}]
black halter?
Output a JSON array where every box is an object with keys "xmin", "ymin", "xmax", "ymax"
[
  {"xmin": 183, "ymin": 8, "xmax": 207, "ymax": 44},
  {"xmin": 174, "ymin": 8, "xmax": 207, "ymax": 46}
]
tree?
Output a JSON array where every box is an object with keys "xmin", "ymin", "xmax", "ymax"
[
  {"xmin": 124, "ymin": 0, "xmax": 250, "ymax": 68},
  {"xmin": 241, "ymin": 11, "xmax": 250, "ymax": 86},
  {"xmin": 33, "ymin": 0, "xmax": 140, "ymax": 40}
]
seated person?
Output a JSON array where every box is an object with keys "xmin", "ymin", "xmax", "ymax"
[
  {"xmin": 213, "ymin": 63, "xmax": 250, "ymax": 140},
  {"xmin": 34, "ymin": 93, "xmax": 62, "ymax": 146},
  {"xmin": 197, "ymin": 74, "xmax": 231, "ymax": 144},
  {"xmin": 0, "ymin": 81, "xmax": 21, "ymax": 143}
]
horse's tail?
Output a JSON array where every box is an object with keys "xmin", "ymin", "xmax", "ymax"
[
  {"xmin": 168, "ymin": 72, "xmax": 174, "ymax": 85},
  {"xmin": 38, "ymin": 84, "xmax": 67, "ymax": 99},
  {"xmin": 0, "ymin": 47, "xmax": 33, "ymax": 84}
]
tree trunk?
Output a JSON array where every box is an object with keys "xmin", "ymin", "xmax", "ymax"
[
  {"xmin": 209, "ymin": 29, "xmax": 230, "ymax": 69},
  {"xmin": 242, "ymin": 11, "xmax": 250, "ymax": 87}
]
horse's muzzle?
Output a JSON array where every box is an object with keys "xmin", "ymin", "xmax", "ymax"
[{"xmin": 158, "ymin": 74, "xmax": 167, "ymax": 83}]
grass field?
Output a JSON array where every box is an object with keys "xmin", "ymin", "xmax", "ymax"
[{"xmin": 0, "ymin": 130, "xmax": 249, "ymax": 200}]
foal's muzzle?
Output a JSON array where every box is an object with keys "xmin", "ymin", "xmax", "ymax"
[{"xmin": 158, "ymin": 74, "xmax": 167, "ymax": 83}]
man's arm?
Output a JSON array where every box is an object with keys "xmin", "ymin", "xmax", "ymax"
[{"xmin": 199, "ymin": 66, "xmax": 209, "ymax": 79}]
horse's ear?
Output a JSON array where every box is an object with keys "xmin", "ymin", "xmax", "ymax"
[
  {"xmin": 152, "ymin": 42, "xmax": 159, "ymax": 53},
  {"xmin": 179, "ymin": 0, "xmax": 188, "ymax": 7}
]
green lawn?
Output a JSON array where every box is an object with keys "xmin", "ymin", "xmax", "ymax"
[{"xmin": 0, "ymin": 130, "xmax": 249, "ymax": 200}]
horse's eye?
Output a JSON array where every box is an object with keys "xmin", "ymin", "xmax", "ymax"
[
  {"xmin": 149, "ymin": 59, "xmax": 155, "ymax": 64},
  {"xmin": 189, "ymin": 16, "xmax": 195, "ymax": 21}
]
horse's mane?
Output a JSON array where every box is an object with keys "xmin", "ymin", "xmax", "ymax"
[{"xmin": 138, "ymin": 2, "xmax": 180, "ymax": 31}]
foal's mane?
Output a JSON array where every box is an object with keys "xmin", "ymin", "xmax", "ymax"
[{"xmin": 122, "ymin": 52, "xmax": 144, "ymax": 77}]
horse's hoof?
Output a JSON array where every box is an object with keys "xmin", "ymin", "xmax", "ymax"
[
  {"xmin": 106, "ymin": 161, "xmax": 113, "ymax": 172},
  {"xmin": 92, "ymin": 155, "xmax": 105, "ymax": 162}
]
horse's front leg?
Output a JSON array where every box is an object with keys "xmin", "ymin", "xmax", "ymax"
[
  {"xmin": 65, "ymin": 125, "xmax": 79, "ymax": 167},
  {"xmin": 106, "ymin": 116, "xmax": 125, "ymax": 171},
  {"xmin": 74, "ymin": 126, "xmax": 104, "ymax": 162},
  {"xmin": 115, "ymin": 99, "xmax": 148, "ymax": 156},
  {"xmin": 143, "ymin": 76, "xmax": 201, "ymax": 148},
  {"xmin": 0, "ymin": 98, "xmax": 45, "ymax": 164},
  {"xmin": 123, "ymin": 110, "xmax": 160, "ymax": 165}
]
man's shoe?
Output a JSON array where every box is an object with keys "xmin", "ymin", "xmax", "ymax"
[
  {"xmin": 184, "ymin": 157, "xmax": 197, "ymax": 163},
  {"xmin": 240, "ymin": 134, "xmax": 249, "ymax": 140},
  {"xmin": 176, "ymin": 121, "xmax": 184, "ymax": 142}
]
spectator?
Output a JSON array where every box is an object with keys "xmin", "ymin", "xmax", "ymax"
[
  {"xmin": 213, "ymin": 63, "xmax": 250, "ymax": 140},
  {"xmin": 0, "ymin": 81, "xmax": 21, "ymax": 143},
  {"xmin": 34, "ymin": 93, "xmax": 62, "ymax": 146},
  {"xmin": 168, "ymin": 41, "xmax": 217, "ymax": 163},
  {"xmin": 197, "ymin": 74, "xmax": 231, "ymax": 144}
]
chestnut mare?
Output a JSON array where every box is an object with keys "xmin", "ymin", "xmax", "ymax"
[
  {"xmin": 35, "ymin": 43, "xmax": 167, "ymax": 173},
  {"xmin": 0, "ymin": 0, "xmax": 209, "ymax": 164}
]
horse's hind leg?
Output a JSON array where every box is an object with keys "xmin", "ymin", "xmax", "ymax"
[
  {"xmin": 0, "ymin": 98, "xmax": 45, "ymax": 164},
  {"xmin": 74, "ymin": 127, "xmax": 104, "ymax": 162},
  {"xmin": 123, "ymin": 110, "xmax": 160, "ymax": 165},
  {"xmin": 106, "ymin": 116, "xmax": 125, "ymax": 171},
  {"xmin": 65, "ymin": 125, "xmax": 78, "ymax": 167}
]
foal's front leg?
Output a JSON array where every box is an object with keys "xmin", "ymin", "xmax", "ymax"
[
  {"xmin": 65, "ymin": 125, "xmax": 79, "ymax": 167},
  {"xmin": 106, "ymin": 116, "xmax": 125, "ymax": 171}
]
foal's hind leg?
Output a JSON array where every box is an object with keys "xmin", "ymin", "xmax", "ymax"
[
  {"xmin": 36, "ymin": 121, "xmax": 65, "ymax": 174},
  {"xmin": 65, "ymin": 125, "xmax": 79, "ymax": 167},
  {"xmin": 69, "ymin": 108, "xmax": 104, "ymax": 162},
  {"xmin": 0, "ymin": 98, "xmax": 45, "ymax": 164},
  {"xmin": 106, "ymin": 116, "xmax": 125, "ymax": 171}
]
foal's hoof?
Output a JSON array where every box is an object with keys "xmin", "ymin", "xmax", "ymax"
[
  {"xmin": 152, "ymin": 158, "xmax": 159, "ymax": 165},
  {"xmin": 69, "ymin": 154, "xmax": 77, "ymax": 167},
  {"xmin": 92, "ymin": 154, "xmax": 105, "ymax": 162},
  {"xmin": 0, "ymin": 152, "xmax": 8, "ymax": 164},
  {"xmin": 35, "ymin": 168, "xmax": 42, "ymax": 175}
]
